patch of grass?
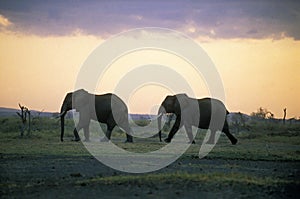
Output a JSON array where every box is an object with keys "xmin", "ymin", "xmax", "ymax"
[
  {"xmin": 131, "ymin": 119, "xmax": 151, "ymax": 127},
  {"xmin": 115, "ymin": 141, "xmax": 164, "ymax": 153},
  {"xmin": 0, "ymin": 117, "xmax": 300, "ymax": 161},
  {"xmin": 0, "ymin": 135, "xmax": 90, "ymax": 156},
  {"xmin": 76, "ymin": 171, "xmax": 297, "ymax": 187},
  {"xmin": 183, "ymin": 133, "xmax": 300, "ymax": 161}
]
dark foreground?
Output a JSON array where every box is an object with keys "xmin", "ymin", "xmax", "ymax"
[
  {"xmin": 1, "ymin": 152, "xmax": 299, "ymax": 198},
  {"xmin": 1, "ymin": 119, "xmax": 300, "ymax": 198}
]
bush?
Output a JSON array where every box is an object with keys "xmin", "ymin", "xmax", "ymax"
[{"xmin": 0, "ymin": 116, "xmax": 74, "ymax": 134}]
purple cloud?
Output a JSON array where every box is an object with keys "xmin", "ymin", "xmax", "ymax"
[{"xmin": 0, "ymin": 0, "xmax": 299, "ymax": 39}]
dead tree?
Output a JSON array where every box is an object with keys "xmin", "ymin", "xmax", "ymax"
[
  {"xmin": 16, "ymin": 103, "xmax": 31, "ymax": 136},
  {"xmin": 283, "ymin": 108, "xmax": 287, "ymax": 125}
]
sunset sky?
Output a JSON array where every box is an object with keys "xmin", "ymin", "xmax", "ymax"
[{"xmin": 0, "ymin": 1, "xmax": 299, "ymax": 118}]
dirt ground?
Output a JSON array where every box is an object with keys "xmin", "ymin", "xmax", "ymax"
[{"xmin": 1, "ymin": 152, "xmax": 299, "ymax": 198}]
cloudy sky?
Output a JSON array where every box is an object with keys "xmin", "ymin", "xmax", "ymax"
[
  {"xmin": 0, "ymin": 0, "xmax": 299, "ymax": 117},
  {"xmin": 1, "ymin": 0, "xmax": 300, "ymax": 39}
]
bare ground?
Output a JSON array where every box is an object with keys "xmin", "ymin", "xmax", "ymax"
[{"xmin": 1, "ymin": 152, "xmax": 299, "ymax": 198}]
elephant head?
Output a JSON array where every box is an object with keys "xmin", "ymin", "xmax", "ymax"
[
  {"xmin": 157, "ymin": 94, "xmax": 189, "ymax": 141},
  {"xmin": 59, "ymin": 89, "xmax": 90, "ymax": 142}
]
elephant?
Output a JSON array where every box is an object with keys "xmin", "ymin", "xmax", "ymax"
[
  {"xmin": 157, "ymin": 94, "xmax": 237, "ymax": 145},
  {"xmin": 59, "ymin": 89, "xmax": 133, "ymax": 143}
]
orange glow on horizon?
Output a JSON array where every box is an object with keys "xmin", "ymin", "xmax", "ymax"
[{"xmin": 0, "ymin": 32, "xmax": 299, "ymax": 118}]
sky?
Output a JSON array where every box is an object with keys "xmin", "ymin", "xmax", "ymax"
[{"xmin": 0, "ymin": 0, "xmax": 299, "ymax": 118}]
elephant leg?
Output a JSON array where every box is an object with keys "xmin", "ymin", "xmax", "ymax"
[
  {"xmin": 121, "ymin": 124, "xmax": 133, "ymax": 143},
  {"xmin": 105, "ymin": 129, "xmax": 112, "ymax": 140},
  {"xmin": 73, "ymin": 127, "xmax": 81, "ymax": 141},
  {"xmin": 106, "ymin": 124, "xmax": 115, "ymax": 140},
  {"xmin": 123, "ymin": 125, "xmax": 133, "ymax": 143},
  {"xmin": 206, "ymin": 129, "xmax": 216, "ymax": 144},
  {"xmin": 125, "ymin": 134, "xmax": 133, "ymax": 142},
  {"xmin": 100, "ymin": 126, "xmax": 111, "ymax": 142},
  {"xmin": 100, "ymin": 122, "xmax": 115, "ymax": 142},
  {"xmin": 158, "ymin": 130, "xmax": 162, "ymax": 142},
  {"xmin": 117, "ymin": 118, "xmax": 133, "ymax": 143},
  {"xmin": 73, "ymin": 121, "xmax": 89, "ymax": 142},
  {"xmin": 222, "ymin": 121, "xmax": 238, "ymax": 145},
  {"xmin": 184, "ymin": 125, "xmax": 195, "ymax": 144},
  {"xmin": 110, "ymin": 113, "xmax": 133, "ymax": 143},
  {"xmin": 74, "ymin": 114, "xmax": 90, "ymax": 142},
  {"xmin": 83, "ymin": 126, "xmax": 90, "ymax": 142},
  {"xmin": 165, "ymin": 116, "xmax": 183, "ymax": 143},
  {"xmin": 74, "ymin": 120, "xmax": 90, "ymax": 142}
]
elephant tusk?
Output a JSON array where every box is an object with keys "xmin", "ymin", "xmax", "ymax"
[
  {"xmin": 150, "ymin": 113, "xmax": 163, "ymax": 120},
  {"xmin": 56, "ymin": 111, "xmax": 66, "ymax": 118}
]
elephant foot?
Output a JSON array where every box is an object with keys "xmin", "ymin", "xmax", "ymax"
[
  {"xmin": 188, "ymin": 140, "xmax": 196, "ymax": 144},
  {"xmin": 72, "ymin": 138, "xmax": 81, "ymax": 142},
  {"xmin": 124, "ymin": 139, "xmax": 133, "ymax": 143},
  {"xmin": 206, "ymin": 138, "xmax": 215, "ymax": 145},
  {"xmin": 231, "ymin": 138, "xmax": 238, "ymax": 145},
  {"xmin": 125, "ymin": 135, "xmax": 133, "ymax": 143},
  {"xmin": 83, "ymin": 139, "xmax": 90, "ymax": 142},
  {"xmin": 100, "ymin": 137, "xmax": 109, "ymax": 142},
  {"xmin": 164, "ymin": 138, "xmax": 171, "ymax": 143}
]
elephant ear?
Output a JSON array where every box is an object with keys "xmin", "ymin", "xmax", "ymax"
[
  {"xmin": 72, "ymin": 89, "xmax": 90, "ymax": 111},
  {"xmin": 175, "ymin": 94, "xmax": 189, "ymax": 113}
]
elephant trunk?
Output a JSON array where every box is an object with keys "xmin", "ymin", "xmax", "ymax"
[
  {"xmin": 157, "ymin": 105, "xmax": 166, "ymax": 142},
  {"xmin": 60, "ymin": 111, "xmax": 66, "ymax": 142},
  {"xmin": 60, "ymin": 92, "xmax": 72, "ymax": 142}
]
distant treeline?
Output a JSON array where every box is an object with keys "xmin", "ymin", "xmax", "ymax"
[{"xmin": 1, "ymin": 107, "xmax": 299, "ymax": 124}]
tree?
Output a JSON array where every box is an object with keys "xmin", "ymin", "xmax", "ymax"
[
  {"xmin": 251, "ymin": 107, "xmax": 274, "ymax": 120},
  {"xmin": 283, "ymin": 108, "xmax": 287, "ymax": 125},
  {"xmin": 16, "ymin": 104, "xmax": 31, "ymax": 136}
]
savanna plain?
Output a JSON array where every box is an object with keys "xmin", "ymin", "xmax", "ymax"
[{"xmin": 0, "ymin": 117, "xmax": 299, "ymax": 198}]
